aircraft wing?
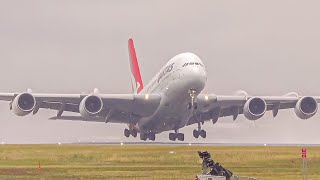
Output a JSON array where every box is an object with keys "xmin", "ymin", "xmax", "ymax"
[
  {"xmin": 0, "ymin": 92, "xmax": 161, "ymax": 124},
  {"xmin": 187, "ymin": 93, "xmax": 320, "ymax": 126}
]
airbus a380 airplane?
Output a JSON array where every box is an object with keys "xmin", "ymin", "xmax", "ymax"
[{"xmin": 1, "ymin": 38, "xmax": 319, "ymax": 141}]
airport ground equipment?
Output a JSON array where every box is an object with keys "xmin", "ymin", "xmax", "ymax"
[
  {"xmin": 195, "ymin": 175, "xmax": 226, "ymax": 180},
  {"xmin": 197, "ymin": 151, "xmax": 233, "ymax": 180},
  {"xmin": 196, "ymin": 151, "xmax": 260, "ymax": 180},
  {"xmin": 196, "ymin": 174, "xmax": 260, "ymax": 180}
]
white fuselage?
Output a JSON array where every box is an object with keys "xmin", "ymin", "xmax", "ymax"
[{"xmin": 138, "ymin": 53, "xmax": 207, "ymax": 134}]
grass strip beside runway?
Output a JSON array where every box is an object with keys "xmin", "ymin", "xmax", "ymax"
[{"xmin": 0, "ymin": 145, "xmax": 319, "ymax": 179}]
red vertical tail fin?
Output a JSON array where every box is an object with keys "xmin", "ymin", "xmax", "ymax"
[{"xmin": 128, "ymin": 38, "xmax": 144, "ymax": 94}]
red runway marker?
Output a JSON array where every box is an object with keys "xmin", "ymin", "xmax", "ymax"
[{"xmin": 302, "ymin": 148, "xmax": 307, "ymax": 158}]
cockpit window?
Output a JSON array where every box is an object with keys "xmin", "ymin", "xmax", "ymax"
[{"xmin": 182, "ymin": 62, "xmax": 204, "ymax": 67}]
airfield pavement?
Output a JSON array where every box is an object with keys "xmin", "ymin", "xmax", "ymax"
[{"xmin": 0, "ymin": 144, "xmax": 319, "ymax": 179}]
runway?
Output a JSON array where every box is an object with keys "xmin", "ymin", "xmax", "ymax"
[{"xmin": 65, "ymin": 141, "xmax": 320, "ymax": 147}]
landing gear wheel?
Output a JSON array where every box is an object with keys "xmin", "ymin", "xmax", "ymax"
[
  {"xmin": 124, "ymin": 129, "xmax": 130, "ymax": 137},
  {"xmin": 149, "ymin": 132, "xmax": 156, "ymax": 141},
  {"xmin": 131, "ymin": 129, "xmax": 137, "ymax": 138},
  {"xmin": 140, "ymin": 133, "xmax": 147, "ymax": 141},
  {"xmin": 169, "ymin": 133, "xmax": 176, "ymax": 141},
  {"xmin": 193, "ymin": 129, "xmax": 199, "ymax": 138},
  {"xmin": 177, "ymin": 133, "xmax": 184, "ymax": 141},
  {"xmin": 188, "ymin": 102, "xmax": 192, "ymax": 110},
  {"xmin": 200, "ymin": 130, "xmax": 206, "ymax": 138}
]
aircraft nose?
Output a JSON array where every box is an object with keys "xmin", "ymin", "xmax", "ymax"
[
  {"xmin": 177, "ymin": 53, "xmax": 207, "ymax": 93},
  {"xmin": 184, "ymin": 65, "xmax": 207, "ymax": 92}
]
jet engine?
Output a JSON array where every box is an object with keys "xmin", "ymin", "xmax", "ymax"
[
  {"xmin": 294, "ymin": 97, "xmax": 318, "ymax": 119},
  {"xmin": 243, "ymin": 97, "xmax": 267, "ymax": 120},
  {"xmin": 79, "ymin": 95, "xmax": 103, "ymax": 118},
  {"xmin": 12, "ymin": 93, "xmax": 36, "ymax": 116}
]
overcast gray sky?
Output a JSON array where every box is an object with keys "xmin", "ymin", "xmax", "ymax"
[{"xmin": 0, "ymin": 0, "xmax": 320, "ymax": 144}]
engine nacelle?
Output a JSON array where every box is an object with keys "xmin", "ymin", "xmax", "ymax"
[
  {"xmin": 294, "ymin": 97, "xmax": 318, "ymax": 119},
  {"xmin": 79, "ymin": 95, "xmax": 103, "ymax": 118},
  {"xmin": 243, "ymin": 97, "xmax": 267, "ymax": 120},
  {"xmin": 12, "ymin": 93, "xmax": 36, "ymax": 116}
]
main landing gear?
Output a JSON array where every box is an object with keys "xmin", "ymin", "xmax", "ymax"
[
  {"xmin": 124, "ymin": 129, "xmax": 156, "ymax": 141},
  {"xmin": 140, "ymin": 131, "xmax": 156, "ymax": 141},
  {"xmin": 193, "ymin": 122, "xmax": 206, "ymax": 138},
  {"xmin": 188, "ymin": 89, "xmax": 198, "ymax": 110},
  {"xmin": 169, "ymin": 130, "xmax": 184, "ymax": 141},
  {"xmin": 124, "ymin": 128, "xmax": 156, "ymax": 141},
  {"xmin": 124, "ymin": 128, "xmax": 137, "ymax": 138}
]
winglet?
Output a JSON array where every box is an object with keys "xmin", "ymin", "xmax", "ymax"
[{"xmin": 128, "ymin": 38, "xmax": 144, "ymax": 94}]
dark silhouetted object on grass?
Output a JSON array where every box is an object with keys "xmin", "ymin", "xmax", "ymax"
[{"xmin": 198, "ymin": 151, "xmax": 233, "ymax": 180}]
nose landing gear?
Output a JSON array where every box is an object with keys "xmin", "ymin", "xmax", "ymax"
[
  {"xmin": 193, "ymin": 122, "xmax": 206, "ymax": 138},
  {"xmin": 188, "ymin": 89, "xmax": 198, "ymax": 110}
]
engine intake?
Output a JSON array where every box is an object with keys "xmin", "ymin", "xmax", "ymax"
[
  {"xmin": 243, "ymin": 97, "xmax": 267, "ymax": 120},
  {"xmin": 79, "ymin": 95, "xmax": 103, "ymax": 118},
  {"xmin": 294, "ymin": 97, "xmax": 318, "ymax": 119},
  {"xmin": 12, "ymin": 93, "xmax": 36, "ymax": 116}
]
